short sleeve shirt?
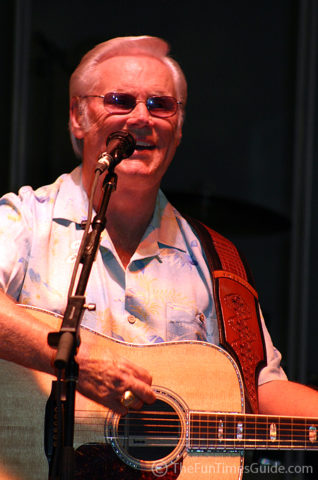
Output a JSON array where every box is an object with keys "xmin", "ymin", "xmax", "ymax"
[{"xmin": 0, "ymin": 166, "xmax": 287, "ymax": 385}]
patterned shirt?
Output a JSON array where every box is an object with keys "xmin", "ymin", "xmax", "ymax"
[{"xmin": 0, "ymin": 166, "xmax": 286, "ymax": 384}]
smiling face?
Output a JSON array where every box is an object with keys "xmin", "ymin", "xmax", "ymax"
[{"xmin": 70, "ymin": 55, "xmax": 182, "ymax": 195}]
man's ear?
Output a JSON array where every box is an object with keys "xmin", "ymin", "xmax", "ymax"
[{"xmin": 69, "ymin": 96, "xmax": 85, "ymax": 139}]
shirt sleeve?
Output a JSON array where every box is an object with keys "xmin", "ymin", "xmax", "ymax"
[
  {"xmin": 0, "ymin": 191, "xmax": 32, "ymax": 299},
  {"xmin": 258, "ymin": 307, "xmax": 288, "ymax": 385}
]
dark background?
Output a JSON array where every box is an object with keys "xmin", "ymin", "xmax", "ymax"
[{"xmin": 1, "ymin": 0, "xmax": 318, "ymax": 476}]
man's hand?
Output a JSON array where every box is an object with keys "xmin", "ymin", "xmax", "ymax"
[
  {"xmin": 77, "ymin": 329, "xmax": 156, "ymax": 414},
  {"xmin": 0, "ymin": 292, "xmax": 156, "ymax": 415}
]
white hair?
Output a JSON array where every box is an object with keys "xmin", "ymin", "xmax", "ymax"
[{"xmin": 69, "ymin": 35, "xmax": 187, "ymax": 158}]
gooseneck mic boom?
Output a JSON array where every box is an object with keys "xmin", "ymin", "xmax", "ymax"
[{"xmin": 95, "ymin": 131, "xmax": 136, "ymax": 173}]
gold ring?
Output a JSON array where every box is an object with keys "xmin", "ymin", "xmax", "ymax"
[{"xmin": 120, "ymin": 390, "xmax": 135, "ymax": 408}]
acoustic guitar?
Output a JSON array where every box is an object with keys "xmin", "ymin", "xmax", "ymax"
[{"xmin": 0, "ymin": 306, "xmax": 317, "ymax": 479}]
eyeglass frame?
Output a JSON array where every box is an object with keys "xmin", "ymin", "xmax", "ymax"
[{"xmin": 79, "ymin": 92, "xmax": 183, "ymax": 118}]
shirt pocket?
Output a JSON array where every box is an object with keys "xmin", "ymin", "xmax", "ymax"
[{"xmin": 166, "ymin": 302, "xmax": 207, "ymax": 342}]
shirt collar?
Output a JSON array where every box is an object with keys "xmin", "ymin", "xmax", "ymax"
[
  {"xmin": 52, "ymin": 166, "xmax": 186, "ymax": 258},
  {"xmin": 53, "ymin": 166, "xmax": 89, "ymax": 224},
  {"xmin": 131, "ymin": 190, "xmax": 187, "ymax": 261}
]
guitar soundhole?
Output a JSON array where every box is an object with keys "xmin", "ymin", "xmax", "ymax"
[{"xmin": 117, "ymin": 398, "xmax": 181, "ymax": 462}]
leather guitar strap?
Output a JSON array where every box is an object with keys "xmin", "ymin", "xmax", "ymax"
[{"xmin": 185, "ymin": 215, "xmax": 267, "ymax": 413}]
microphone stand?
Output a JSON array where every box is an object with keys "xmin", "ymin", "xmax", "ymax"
[{"xmin": 46, "ymin": 167, "xmax": 118, "ymax": 480}]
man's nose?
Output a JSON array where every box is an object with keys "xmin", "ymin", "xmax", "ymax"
[{"xmin": 126, "ymin": 101, "xmax": 153, "ymax": 127}]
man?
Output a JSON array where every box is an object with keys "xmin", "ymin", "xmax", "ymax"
[{"xmin": 0, "ymin": 35, "xmax": 317, "ymax": 478}]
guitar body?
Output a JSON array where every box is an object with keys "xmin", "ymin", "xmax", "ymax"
[{"xmin": 0, "ymin": 306, "xmax": 245, "ymax": 480}]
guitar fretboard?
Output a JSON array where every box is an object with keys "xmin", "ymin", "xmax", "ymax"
[{"xmin": 189, "ymin": 413, "xmax": 318, "ymax": 452}]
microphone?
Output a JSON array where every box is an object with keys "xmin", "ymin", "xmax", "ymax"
[{"xmin": 95, "ymin": 131, "xmax": 136, "ymax": 173}]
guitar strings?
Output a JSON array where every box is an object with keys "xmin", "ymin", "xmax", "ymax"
[
  {"xmin": 73, "ymin": 410, "xmax": 318, "ymax": 448},
  {"xmin": 75, "ymin": 409, "xmax": 318, "ymax": 429}
]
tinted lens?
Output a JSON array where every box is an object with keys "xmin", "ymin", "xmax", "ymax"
[
  {"xmin": 147, "ymin": 96, "xmax": 177, "ymax": 117},
  {"xmin": 104, "ymin": 92, "xmax": 136, "ymax": 113}
]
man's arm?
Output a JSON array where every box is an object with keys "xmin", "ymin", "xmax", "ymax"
[
  {"xmin": 0, "ymin": 290, "xmax": 155, "ymax": 414},
  {"xmin": 258, "ymin": 379, "xmax": 318, "ymax": 416},
  {"xmin": 0, "ymin": 291, "xmax": 54, "ymax": 372}
]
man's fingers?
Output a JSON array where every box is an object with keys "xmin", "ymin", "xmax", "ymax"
[
  {"xmin": 118, "ymin": 359, "xmax": 153, "ymax": 386},
  {"xmin": 128, "ymin": 377, "xmax": 156, "ymax": 405}
]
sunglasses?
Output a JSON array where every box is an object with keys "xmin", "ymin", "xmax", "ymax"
[{"xmin": 80, "ymin": 92, "xmax": 182, "ymax": 118}]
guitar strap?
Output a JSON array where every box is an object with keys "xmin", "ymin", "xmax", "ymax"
[{"xmin": 185, "ymin": 215, "xmax": 267, "ymax": 413}]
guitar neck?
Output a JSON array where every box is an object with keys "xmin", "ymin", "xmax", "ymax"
[{"xmin": 189, "ymin": 412, "xmax": 318, "ymax": 451}]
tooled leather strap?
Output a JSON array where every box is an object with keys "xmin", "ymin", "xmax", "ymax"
[{"xmin": 185, "ymin": 215, "xmax": 266, "ymax": 413}]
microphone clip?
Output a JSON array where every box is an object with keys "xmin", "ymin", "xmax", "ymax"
[{"xmin": 95, "ymin": 152, "xmax": 113, "ymax": 174}]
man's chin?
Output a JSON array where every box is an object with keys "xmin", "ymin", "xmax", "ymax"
[{"xmin": 119, "ymin": 156, "xmax": 152, "ymax": 173}]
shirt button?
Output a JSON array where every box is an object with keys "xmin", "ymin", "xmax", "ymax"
[
  {"xmin": 197, "ymin": 313, "xmax": 205, "ymax": 323},
  {"xmin": 128, "ymin": 315, "xmax": 137, "ymax": 324}
]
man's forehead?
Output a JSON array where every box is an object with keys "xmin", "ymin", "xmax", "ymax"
[{"xmin": 96, "ymin": 55, "xmax": 175, "ymax": 93}]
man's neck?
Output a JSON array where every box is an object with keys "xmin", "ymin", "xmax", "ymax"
[
  {"xmin": 100, "ymin": 182, "xmax": 159, "ymax": 268},
  {"xmin": 82, "ymin": 163, "xmax": 160, "ymax": 268}
]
